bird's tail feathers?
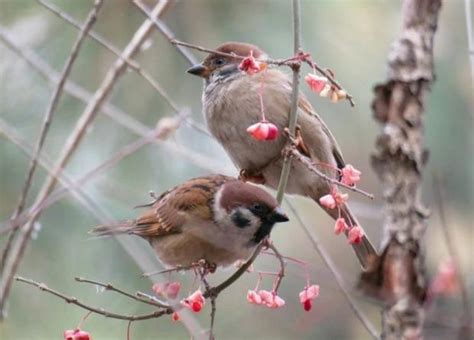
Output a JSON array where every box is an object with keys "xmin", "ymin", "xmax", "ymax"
[{"xmin": 89, "ymin": 220, "xmax": 136, "ymax": 237}]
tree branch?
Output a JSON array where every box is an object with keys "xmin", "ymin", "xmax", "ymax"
[
  {"xmin": 15, "ymin": 277, "xmax": 172, "ymax": 321},
  {"xmin": 284, "ymin": 146, "xmax": 374, "ymax": 199},
  {"xmin": 360, "ymin": 1, "xmax": 442, "ymax": 338},
  {"xmin": 75, "ymin": 277, "xmax": 169, "ymax": 309}
]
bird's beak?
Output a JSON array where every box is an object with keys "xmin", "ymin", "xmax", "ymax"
[
  {"xmin": 269, "ymin": 207, "xmax": 289, "ymax": 223},
  {"xmin": 186, "ymin": 64, "xmax": 209, "ymax": 78}
]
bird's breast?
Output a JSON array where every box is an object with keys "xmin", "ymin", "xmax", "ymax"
[{"xmin": 203, "ymin": 72, "xmax": 289, "ymax": 170}]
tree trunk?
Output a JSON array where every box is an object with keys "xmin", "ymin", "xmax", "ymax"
[{"xmin": 360, "ymin": 1, "xmax": 442, "ymax": 339}]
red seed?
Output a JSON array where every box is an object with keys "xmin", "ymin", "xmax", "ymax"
[
  {"xmin": 303, "ymin": 299, "xmax": 312, "ymax": 311},
  {"xmin": 191, "ymin": 301, "xmax": 202, "ymax": 312},
  {"xmin": 172, "ymin": 312, "xmax": 180, "ymax": 321}
]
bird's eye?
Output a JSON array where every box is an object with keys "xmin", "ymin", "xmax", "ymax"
[
  {"xmin": 251, "ymin": 203, "xmax": 265, "ymax": 213},
  {"xmin": 213, "ymin": 58, "xmax": 226, "ymax": 66}
]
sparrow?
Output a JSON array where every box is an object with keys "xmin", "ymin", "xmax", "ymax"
[
  {"xmin": 187, "ymin": 42, "xmax": 377, "ymax": 268},
  {"xmin": 90, "ymin": 175, "xmax": 289, "ymax": 268}
]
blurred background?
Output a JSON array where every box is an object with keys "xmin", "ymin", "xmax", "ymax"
[{"xmin": 0, "ymin": 0, "xmax": 472, "ymax": 339}]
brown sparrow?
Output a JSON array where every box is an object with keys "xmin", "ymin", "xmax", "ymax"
[
  {"xmin": 90, "ymin": 175, "xmax": 288, "ymax": 268},
  {"xmin": 187, "ymin": 42, "xmax": 376, "ymax": 268}
]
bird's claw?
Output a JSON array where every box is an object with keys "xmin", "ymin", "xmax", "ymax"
[
  {"xmin": 239, "ymin": 169, "xmax": 266, "ymax": 185},
  {"xmin": 284, "ymin": 125, "xmax": 310, "ymax": 157},
  {"xmin": 196, "ymin": 259, "xmax": 217, "ymax": 275}
]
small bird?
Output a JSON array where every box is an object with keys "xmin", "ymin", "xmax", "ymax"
[
  {"xmin": 187, "ymin": 42, "xmax": 377, "ymax": 268},
  {"xmin": 90, "ymin": 175, "xmax": 288, "ymax": 268}
]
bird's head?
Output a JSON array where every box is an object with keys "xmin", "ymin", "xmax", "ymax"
[
  {"xmin": 186, "ymin": 42, "xmax": 266, "ymax": 81},
  {"xmin": 213, "ymin": 180, "xmax": 288, "ymax": 244}
]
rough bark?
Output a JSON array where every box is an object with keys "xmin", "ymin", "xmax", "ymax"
[{"xmin": 359, "ymin": 1, "xmax": 442, "ymax": 339}]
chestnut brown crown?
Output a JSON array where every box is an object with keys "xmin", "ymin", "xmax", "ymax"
[{"xmin": 187, "ymin": 42, "xmax": 266, "ymax": 79}]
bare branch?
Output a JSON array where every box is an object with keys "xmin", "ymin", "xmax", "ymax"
[
  {"xmin": 285, "ymin": 200, "xmax": 379, "ymax": 339},
  {"xmin": 285, "ymin": 146, "xmax": 374, "ymax": 199},
  {"xmin": 15, "ymin": 277, "xmax": 172, "ymax": 321},
  {"xmin": 267, "ymin": 243, "xmax": 285, "ymax": 293},
  {"xmin": 75, "ymin": 277, "xmax": 169, "ymax": 309}
]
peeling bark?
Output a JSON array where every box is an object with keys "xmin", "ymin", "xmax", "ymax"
[{"xmin": 359, "ymin": 1, "xmax": 442, "ymax": 339}]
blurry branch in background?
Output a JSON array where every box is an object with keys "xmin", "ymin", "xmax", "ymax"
[
  {"xmin": 0, "ymin": 27, "xmax": 225, "ymax": 176},
  {"xmin": 0, "ymin": 26, "xmax": 156, "ymax": 137},
  {"xmin": 359, "ymin": 0, "xmax": 442, "ymax": 339},
  {"xmin": 0, "ymin": 0, "xmax": 105, "ymax": 317},
  {"xmin": 285, "ymin": 200, "xmax": 379, "ymax": 339},
  {"xmin": 132, "ymin": 0, "xmax": 199, "ymax": 65},
  {"xmin": 0, "ymin": 114, "xmax": 204, "ymax": 236},
  {"xmin": 36, "ymin": 0, "xmax": 209, "ymax": 136},
  {"xmin": 0, "ymin": 118, "xmax": 115, "ymax": 233},
  {"xmin": 432, "ymin": 174, "xmax": 472, "ymax": 339},
  {"xmin": 465, "ymin": 0, "xmax": 474, "ymax": 80}
]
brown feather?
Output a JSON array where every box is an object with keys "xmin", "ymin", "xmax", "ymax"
[{"xmin": 91, "ymin": 175, "xmax": 235, "ymax": 239}]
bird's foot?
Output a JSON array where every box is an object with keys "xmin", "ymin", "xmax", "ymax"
[
  {"xmin": 284, "ymin": 125, "xmax": 310, "ymax": 157},
  {"xmin": 238, "ymin": 169, "xmax": 266, "ymax": 185},
  {"xmin": 196, "ymin": 259, "xmax": 217, "ymax": 275},
  {"xmin": 262, "ymin": 237, "xmax": 273, "ymax": 249}
]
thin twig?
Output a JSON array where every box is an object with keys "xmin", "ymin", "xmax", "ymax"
[
  {"xmin": 267, "ymin": 243, "xmax": 285, "ymax": 293},
  {"xmin": 0, "ymin": 0, "xmax": 170, "ymax": 318},
  {"xmin": 465, "ymin": 0, "xmax": 474, "ymax": 81},
  {"xmin": 286, "ymin": 146, "xmax": 374, "ymax": 199},
  {"xmin": 275, "ymin": 0, "xmax": 302, "ymax": 204},
  {"xmin": 432, "ymin": 174, "xmax": 473, "ymax": 338},
  {"xmin": 285, "ymin": 200, "xmax": 379, "ymax": 339},
  {"xmin": 127, "ymin": 320, "xmax": 133, "ymax": 340},
  {"xmin": 143, "ymin": 264, "xmax": 197, "ymax": 277},
  {"xmin": 207, "ymin": 243, "xmax": 264, "ymax": 298},
  {"xmin": 201, "ymin": 276, "xmax": 216, "ymax": 340},
  {"xmin": 132, "ymin": 0, "xmax": 199, "ymax": 65},
  {"xmin": 75, "ymin": 277, "xmax": 169, "ymax": 309},
  {"xmin": 302, "ymin": 57, "xmax": 355, "ymax": 107},
  {"xmin": 135, "ymin": 291, "xmax": 168, "ymax": 306},
  {"xmin": 15, "ymin": 276, "xmax": 171, "ymax": 321}
]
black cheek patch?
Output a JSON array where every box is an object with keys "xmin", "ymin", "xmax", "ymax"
[
  {"xmin": 231, "ymin": 211, "xmax": 251, "ymax": 229},
  {"xmin": 252, "ymin": 220, "xmax": 274, "ymax": 244}
]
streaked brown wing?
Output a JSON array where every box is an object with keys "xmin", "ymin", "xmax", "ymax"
[
  {"xmin": 129, "ymin": 175, "xmax": 234, "ymax": 238},
  {"xmin": 298, "ymin": 96, "xmax": 346, "ymax": 171}
]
